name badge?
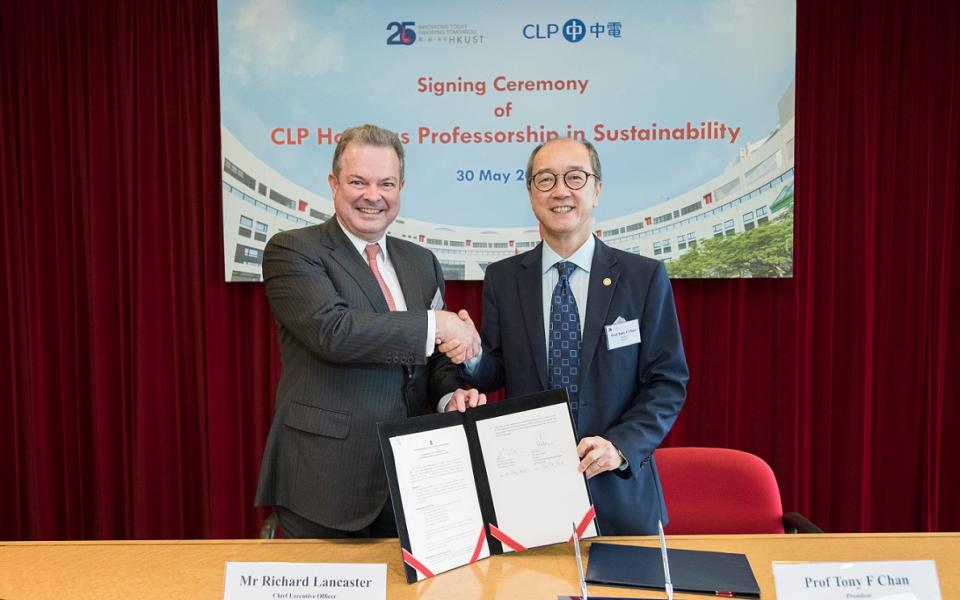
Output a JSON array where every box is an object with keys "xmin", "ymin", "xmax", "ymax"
[{"xmin": 605, "ymin": 317, "xmax": 641, "ymax": 350}]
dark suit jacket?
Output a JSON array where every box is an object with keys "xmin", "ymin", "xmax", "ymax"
[
  {"xmin": 255, "ymin": 218, "xmax": 459, "ymax": 530},
  {"xmin": 463, "ymin": 238, "xmax": 688, "ymax": 535}
]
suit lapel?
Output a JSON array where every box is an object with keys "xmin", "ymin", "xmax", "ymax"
[
  {"xmin": 322, "ymin": 219, "xmax": 392, "ymax": 313},
  {"xmin": 519, "ymin": 245, "xmax": 549, "ymax": 390},
  {"xmin": 387, "ymin": 237, "xmax": 426, "ymax": 308},
  {"xmin": 580, "ymin": 240, "xmax": 619, "ymax": 379}
]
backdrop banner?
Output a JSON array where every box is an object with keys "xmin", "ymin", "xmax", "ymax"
[{"xmin": 218, "ymin": 0, "xmax": 796, "ymax": 281}]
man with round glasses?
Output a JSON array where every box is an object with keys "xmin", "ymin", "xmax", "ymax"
[{"xmin": 448, "ymin": 138, "xmax": 689, "ymax": 535}]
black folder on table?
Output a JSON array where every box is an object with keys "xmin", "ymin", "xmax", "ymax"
[{"xmin": 586, "ymin": 542, "xmax": 760, "ymax": 598}]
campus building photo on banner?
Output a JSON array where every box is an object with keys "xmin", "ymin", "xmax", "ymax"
[{"xmin": 218, "ymin": 0, "xmax": 796, "ymax": 281}]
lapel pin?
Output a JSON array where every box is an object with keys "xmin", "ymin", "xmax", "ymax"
[{"xmin": 603, "ymin": 277, "xmax": 612, "ymax": 287}]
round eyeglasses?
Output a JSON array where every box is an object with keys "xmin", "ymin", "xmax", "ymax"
[{"xmin": 530, "ymin": 169, "xmax": 599, "ymax": 192}]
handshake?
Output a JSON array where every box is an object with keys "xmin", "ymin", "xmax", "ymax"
[{"xmin": 435, "ymin": 309, "xmax": 480, "ymax": 364}]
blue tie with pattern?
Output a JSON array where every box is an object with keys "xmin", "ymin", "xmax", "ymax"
[{"xmin": 548, "ymin": 261, "xmax": 582, "ymax": 422}]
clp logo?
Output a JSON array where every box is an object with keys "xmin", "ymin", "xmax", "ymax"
[
  {"xmin": 522, "ymin": 18, "xmax": 587, "ymax": 43},
  {"xmin": 562, "ymin": 18, "xmax": 586, "ymax": 43},
  {"xmin": 386, "ymin": 21, "xmax": 416, "ymax": 45}
]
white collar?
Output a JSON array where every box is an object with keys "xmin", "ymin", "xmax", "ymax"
[
  {"xmin": 541, "ymin": 234, "xmax": 596, "ymax": 275},
  {"xmin": 337, "ymin": 217, "xmax": 390, "ymax": 261}
]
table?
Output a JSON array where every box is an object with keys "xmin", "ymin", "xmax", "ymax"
[{"xmin": 1, "ymin": 533, "xmax": 956, "ymax": 598}]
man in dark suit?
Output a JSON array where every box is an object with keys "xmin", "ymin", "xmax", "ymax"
[
  {"xmin": 448, "ymin": 138, "xmax": 688, "ymax": 535},
  {"xmin": 256, "ymin": 124, "xmax": 485, "ymax": 538}
]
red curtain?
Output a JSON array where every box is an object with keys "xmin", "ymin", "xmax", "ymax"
[{"xmin": 2, "ymin": 0, "xmax": 958, "ymax": 540}]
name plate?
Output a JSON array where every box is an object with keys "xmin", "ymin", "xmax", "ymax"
[
  {"xmin": 224, "ymin": 562, "xmax": 386, "ymax": 600},
  {"xmin": 772, "ymin": 560, "xmax": 941, "ymax": 600}
]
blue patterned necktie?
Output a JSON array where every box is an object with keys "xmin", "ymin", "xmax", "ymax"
[{"xmin": 548, "ymin": 261, "xmax": 582, "ymax": 421}]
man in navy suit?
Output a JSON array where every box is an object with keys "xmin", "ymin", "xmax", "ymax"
[{"xmin": 446, "ymin": 138, "xmax": 688, "ymax": 535}]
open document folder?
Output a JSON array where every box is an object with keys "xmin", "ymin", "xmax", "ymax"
[{"xmin": 378, "ymin": 389, "xmax": 599, "ymax": 583}]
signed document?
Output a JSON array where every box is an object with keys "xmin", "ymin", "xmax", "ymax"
[
  {"xmin": 378, "ymin": 389, "xmax": 597, "ymax": 583},
  {"xmin": 475, "ymin": 402, "xmax": 597, "ymax": 550}
]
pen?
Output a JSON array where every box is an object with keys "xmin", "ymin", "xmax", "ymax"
[
  {"xmin": 657, "ymin": 519, "xmax": 674, "ymax": 600},
  {"xmin": 572, "ymin": 522, "xmax": 589, "ymax": 600}
]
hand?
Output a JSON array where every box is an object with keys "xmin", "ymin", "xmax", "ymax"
[
  {"xmin": 444, "ymin": 388, "xmax": 487, "ymax": 413},
  {"xmin": 437, "ymin": 309, "xmax": 473, "ymax": 359},
  {"xmin": 576, "ymin": 436, "xmax": 624, "ymax": 479},
  {"xmin": 436, "ymin": 309, "xmax": 480, "ymax": 364}
]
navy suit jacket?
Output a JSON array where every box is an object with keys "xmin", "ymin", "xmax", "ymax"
[{"xmin": 463, "ymin": 238, "xmax": 688, "ymax": 535}]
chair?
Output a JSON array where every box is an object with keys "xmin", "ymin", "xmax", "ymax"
[
  {"xmin": 259, "ymin": 511, "xmax": 281, "ymax": 539},
  {"xmin": 655, "ymin": 446, "xmax": 821, "ymax": 534}
]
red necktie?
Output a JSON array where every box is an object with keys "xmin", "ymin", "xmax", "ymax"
[{"xmin": 364, "ymin": 243, "xmax": 397, "ymax": 311}]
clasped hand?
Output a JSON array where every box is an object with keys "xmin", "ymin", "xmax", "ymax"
[{"xmin": 435, "ymin": 309, "xmax": 480, "ymax": 364}]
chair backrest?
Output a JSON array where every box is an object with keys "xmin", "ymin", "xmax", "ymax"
[{"xmin": 656, "ymin": 447, "xmax": 786, "ymax": 534}]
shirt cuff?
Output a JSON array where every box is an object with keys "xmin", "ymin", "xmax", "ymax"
[
  {"xmin": 461, "ymin": 349, "xmax": 482, "ymax": 375},
  {"xmin": 437, "ymin": 391, "xmax": 454, "ymax": 413},
  {"xmin": 426, "ymin": 310, "xmax": 437, "ymax": 357},
  {"xmin": 615, "ymin": 446, "xmax": 629, "ymax": 471}
]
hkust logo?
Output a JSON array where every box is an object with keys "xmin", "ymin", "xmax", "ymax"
[
  {"xmin": 523, "ymin": 19, "xmax": 623, "ymax": 42},
  {"xmin": 386, "ymin": 21, "xmax": 485, "ymax": 46},
  {"xmin": 386, "ymin": 21, "xmax": 416, "ymax": 45}
]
